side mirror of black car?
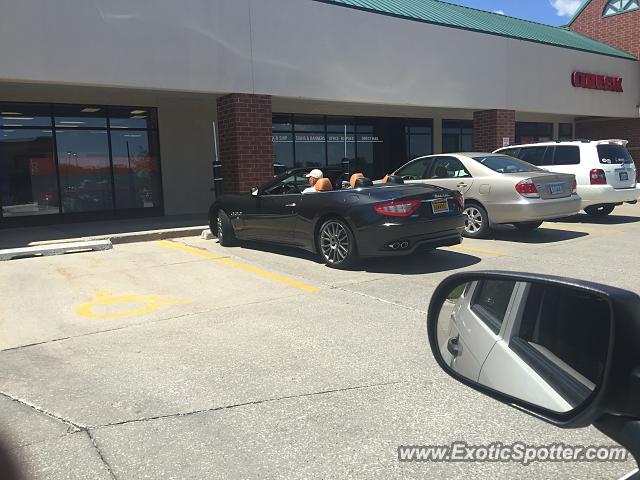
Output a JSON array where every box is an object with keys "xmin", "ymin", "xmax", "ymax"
[
  {"xmin": 251, "ymin": 186, "xmax": 259, "ymax": 196},
  {"xmin": 427, "ymin": 271, "xmax": 640, "ymax": 474}
]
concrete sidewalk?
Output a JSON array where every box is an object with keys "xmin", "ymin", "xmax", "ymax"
[{"xmin": 0, "ymin": 214, "xmax": 208, "ymax": 249}]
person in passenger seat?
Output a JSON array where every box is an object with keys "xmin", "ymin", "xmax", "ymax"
[{"xmin": 303, "ymin": 169, "xmax": 323, "ymax": 193}]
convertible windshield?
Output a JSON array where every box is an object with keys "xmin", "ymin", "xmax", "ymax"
[{"xmin": 473, "ymin": 155, "xmax": 541, "ymax": 174}]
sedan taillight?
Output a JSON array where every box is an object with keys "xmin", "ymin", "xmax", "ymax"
[
  {"xmin": 515, "ymin": 179, "xmax": 539, "ymax": 198},
  {"xmin": 374, "ymin": 200, "xmax": 421, "ymax": 217},
  {"xmin": 590, "ymin": 169, "xmax": 607, "ymax": 185}
]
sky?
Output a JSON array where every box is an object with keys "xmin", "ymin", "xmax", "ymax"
[{"xmin": 446, "ymin": 0, "xmax": 584, "ymax": 26}]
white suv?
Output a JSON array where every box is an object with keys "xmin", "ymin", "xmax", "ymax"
[{"xmin": 495, "ymin": 140, "xmax": 640, "ymax": 217}]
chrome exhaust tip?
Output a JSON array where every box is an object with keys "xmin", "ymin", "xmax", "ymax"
[{"xmin": 400, "ymin": 241, "xmax": 410, "ymax": 249}]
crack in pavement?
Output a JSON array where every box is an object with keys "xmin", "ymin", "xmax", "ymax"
[
  {"xmin": 0, "ymin": 391, "xmax": 82, "ymax": 432},
  {"xmin": 87, "ymin": 430, "xmax": 118, "ymax": 480},
  {"xmin": 91, "ymin": 380, "xmax": 404, "ymax": 430},
  {"xmin": 330, "ymin": 284, "xmax": 428, "ymax": 315}
]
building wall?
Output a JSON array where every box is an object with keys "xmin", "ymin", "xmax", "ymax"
[
  {"xmin": 570, "ymin": 0, "xmax": 640, "ymax": 59},
  {"xmin": 576, "ymin": 118, "xmax": 640, "ymax": 167},
  {"xmin": 0, "ymin": 82, "xmax": 217, "ymax": 216},
  {"xmin": 0, "ymin": 0, "xmax": 638, "ymax": 118}
]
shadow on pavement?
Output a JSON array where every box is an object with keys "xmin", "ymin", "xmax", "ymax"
[
  {"xmin": 550, "ymin": 213, "xmax": 640, "ymax": 226},
  {"xmin": 238, "ymin": 241, "xmax": 481, "ymax": 275},
  {"xmin": 359, "ymin": 249, "xmax": 481, "ymax": 275},
  {"xmin": 490, "ymin": 226, "xmax": 589, "ymax": 244}
]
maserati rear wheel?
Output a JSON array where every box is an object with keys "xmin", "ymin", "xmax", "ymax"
[{"xmin": 317, "ymin": 218, "xmax": 358, "ymax": 269}]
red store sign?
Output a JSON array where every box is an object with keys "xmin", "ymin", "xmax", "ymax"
[{"xmin": 572, "ymin": 71, "xmax": 623, "ymax": 93}]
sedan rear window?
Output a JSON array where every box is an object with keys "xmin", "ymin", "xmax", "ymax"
[
  {"xmin": 597, "ymin": 144, "xmax": 633, "ymax": 164},
  {"xmin": 472, "ymin": 155, "xmax": 541, "ymax": 174}
]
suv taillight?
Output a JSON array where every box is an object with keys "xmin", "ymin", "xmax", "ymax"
[
  {"xmin": 590, "ymin": 169, "xmax": 607, "ymax": 185},
  {"xmin": 572, "ymin": 178, "xmax": 577, "ymax": 193},
  {"xmin": 515, "ymin": 179, "xmax": 539, "ymax": 198},
  {"xmin": 374, "ymin": 200, "xmax": 421, "ymax": 217}
]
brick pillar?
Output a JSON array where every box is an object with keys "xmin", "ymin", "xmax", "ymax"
[
  {"xmin": 216, "ymin": 93, "xmax": 273, "ymax": 194},
  {"xmin": 473, "ymin": 110, "xmax": 516, "ymax": 152}
]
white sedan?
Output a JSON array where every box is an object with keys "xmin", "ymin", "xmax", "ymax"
[{"xmin": 389, "ymin": 153, "xmax": 581, "ymax": 238}]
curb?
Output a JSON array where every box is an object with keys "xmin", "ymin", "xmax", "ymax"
[{"xmin": 0, "ymin": 240, "xmax": 113, "ymax": 261}]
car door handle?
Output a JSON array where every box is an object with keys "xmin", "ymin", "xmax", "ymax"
[
  {"xmin": 285, "ymin": 203, "xmax": 296, "ymax": 207},
  {"xmin": 457, "ymin": 183, "xmax": 468, "ymax": 188},
  {"xmin": 447, "ymin": 337, "xmax": 461, "ymax": 357}
]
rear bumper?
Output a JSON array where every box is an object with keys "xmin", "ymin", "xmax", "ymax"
[
  {"xmin": 488, "ymin": 195, "xmax": 582, "ymax": 224},
  {"xmin": 356, "ymin": 214, "xmax": 465, "ymax": 257},
  {"xmin": 577, "ymin": 185, "xmax": 640, "ymax": 209}
]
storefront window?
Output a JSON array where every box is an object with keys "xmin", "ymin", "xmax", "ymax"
[
  {"xmin": 272, "ymin": 114, "xmax": 430, "ymax": 179},
  {"xmin": 272, "ymin": 114, "xmax": 295, "ymax": 171},
  {"xmin": 294, "ymin": 115, "xmax": 326, "ymax": 168},
  {"xmin": 111, "ymin": 130, "xmax": 162, "ymax": 209},
  {"xmin": 56, "ymin": 130, "xmax": 113, "ymax": 213},
  {"xmin": 0, "ymin": 102, "xmax": 162, "ymax": 222},
  {"xmin": 0, "ymin": 129, "xmax": 58, "ymax": 217},
  {"xmin": 516, "ymin": 122, "xmax": 553, "ymax": 144},
  {"xmin": 559, "ymin": 123, "xmax": 574, "ymax": 141},
  {"xmin": 405, "ymin": 124, "xmax": 433, "ymax": 160},
  {"xmin": 442, "ymin": 120, "xmax": 473, "ymax": 153},
  {"xmin": 326, "ymin": 117, "xmax": 355, "ymax": 167}
]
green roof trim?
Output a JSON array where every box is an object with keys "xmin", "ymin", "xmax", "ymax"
[
  {"xmin": 567, "ymin": 0, "xmax": 592, "ymax": 26},
  {"xmin": 312, "ymin": 0, "xmax": 636, "ymax": 60}
]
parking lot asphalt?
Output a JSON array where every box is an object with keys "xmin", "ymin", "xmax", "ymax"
[{"xmin": 1, "ymin": 204, "xmax": 639, "ymax": 479}]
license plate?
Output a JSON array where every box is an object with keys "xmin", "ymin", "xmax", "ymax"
[
  {"xmin": 549, "ymin": 183, "xmax": 564, "ymax": 195},
  {"xmin": 620, "ymin": 172, "xmax": 629, "ymax": 181},
  {"xmin": 431, "ymin": 198, "xmax": 450, "ymax": 214}
]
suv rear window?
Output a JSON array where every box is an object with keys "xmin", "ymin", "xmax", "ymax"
[
  {"xmin": 553, "ymin": 146, "xmax": 580, "ymax": 165},
  {"xmin": 473, "ymin": 155, "xmax": 541, "ymax": 174},
  {"xmin": 597, "ymin": 144, "xmax": 633, "ymax": 164}
]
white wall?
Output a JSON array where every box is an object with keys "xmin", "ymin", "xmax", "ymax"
[{"xmin": 0, "ymin": 0, "xmax": 638, "ymax": 118}]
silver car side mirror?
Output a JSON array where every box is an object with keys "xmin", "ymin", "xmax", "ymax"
[
  {"xmin": 427, "ymin": 271, "xmax": 640, "ymax": 476},
  {"xmin": 432, "ymin": 275, "xmax": 611, "ymax": 414}
]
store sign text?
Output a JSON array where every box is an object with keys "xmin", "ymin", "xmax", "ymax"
[{"xmin": 571, "ymin": 71, "xmax": 623, "ymax": 93}]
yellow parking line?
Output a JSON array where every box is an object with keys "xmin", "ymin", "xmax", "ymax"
[
  {"xmin": 448, "ymin": 245, "xmax": 507, "ymax": 257},
  {"xmin": 156, "ymin": 240, "xmax": 321, "ymax": 293}
]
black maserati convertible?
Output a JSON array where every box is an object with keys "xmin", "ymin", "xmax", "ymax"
[{"xmin": 208, "ymin": 167, "xmax": 465, "ymax": 269}]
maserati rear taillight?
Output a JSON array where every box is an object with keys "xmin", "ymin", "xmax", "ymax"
[
  {"xmin": 453, "ymin": 192, "xmax": 464, "ymax": 210},
  {"xmin": 515, "ymin": 179, "xmax": 539, "ymax": 198},
  {"xmin": 374, "ymin": 200, "xmax": 421, "ymax": 217},
  {"xmin": 590, "ymin": 169, "xmax": 607, "ymax": 185}
]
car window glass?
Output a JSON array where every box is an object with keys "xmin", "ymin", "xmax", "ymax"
[
  {"xmin": 262, "ymin": 174, "xmax": 306, "ymax": 195},
  {"xmin": 472, "ymin": 156, "xmax": 541, "ymax": 174},
  {"xmin": 510, "ymin": 284, "xmax": 610, "ymax": 405},
  {"xmin": 518, "ymin": 147, "xmax": 547, "ymax": 166},
  {"xmin": 470, "ymin": 280, "xmax": 516, "ymax": 334},
  {"xmin": 428, "ymin": 157, "xmax": 472, "ymax": 179},
  {"xmin": 395, "ymin": 157, "xmax": 432, "ymax": 180},
  {"xmin": 553, "ymin": 146, "xmax": 580, "ymax": 166},
  {"xmin": 597, "ymin": 144, "xmax": 633, "ymax": 164},
  {"xmin": 500, "ymin": 148, "xmax": 520, "ymax": 158}
]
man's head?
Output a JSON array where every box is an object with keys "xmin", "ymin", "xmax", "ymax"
[{"xmin": 306, "ymin": 169, "xmax": 323, "ymax": 187}]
